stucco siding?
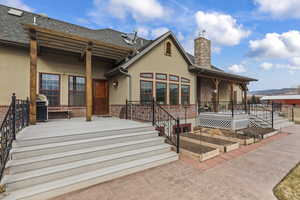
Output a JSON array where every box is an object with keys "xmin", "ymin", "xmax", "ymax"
[
  {"xmin": 0, "ymin": 46, "xmax": 112, "ymax": 106},
  {"xmin": 0, "ymin": 46, "xmax": 30, "ymax": 105},
  {"xmin": 127, "ymin": 38, "xmax": 196, "ymax": 104}
]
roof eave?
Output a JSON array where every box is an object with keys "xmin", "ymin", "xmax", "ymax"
[{"xmin": 189, "ymin": 65, "xmax": 257, "ymax": 82}]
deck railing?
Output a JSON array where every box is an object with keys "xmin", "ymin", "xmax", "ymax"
[
  {"xmin": 198, "ymin": 101, "xmax": 247, "ymax": 117},
  {"xmin": 0, "ymin": 94, "xmax": 29, "ymax": 180},
  {"xmin": 125, "ymin": 99, "xmax": 180, "ymax": 153}
]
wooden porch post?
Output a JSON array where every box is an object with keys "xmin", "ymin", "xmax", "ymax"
[
  {"xmin": 215, "ymin": 79, "xmax": 220, "ymax": 112},
  {"xmin": 242, "ymin": 83, "xmax": 248, "ymax": 112},
  {"xmin": 85, "ymin": 44, "xmax": 92, "ymax": 121},
  {"xmin": 29, "ymin": 30, "xmax": 37, "ymax": 125},
  {"xmin": 230, "ymin": 82, "xmax": 234, "ymax": 102}
]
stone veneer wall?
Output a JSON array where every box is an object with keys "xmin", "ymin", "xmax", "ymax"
[{"xmin": 109, "ymin": 104, "xmax": 197, "ymax": 120}]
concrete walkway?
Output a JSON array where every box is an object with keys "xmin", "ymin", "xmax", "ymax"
[{"xmin": 51, "ymin": 126, "xmax": 300, "ymax": 200}]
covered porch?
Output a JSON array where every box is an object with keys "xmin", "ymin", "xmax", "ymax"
[
  {"xmin": 24, "ymin": 24, "xmax": 134, "ymax": 124},
  {"xmin": 190, "ymin": 66, "xmax": 257, "ymax": 130}
]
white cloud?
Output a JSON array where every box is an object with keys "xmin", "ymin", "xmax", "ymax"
[
  {"xmin": 177, "ymin": 32, "xmax": 185, "ymax": 41},
  {"xmin": 249, "ymin": 31, "xmax": 300, "ymax": 59},
  {"xmin": 151, "ymin": 27, "xmax": 169, "ymax": 38},
  {"xmin": 249, "ymin": 31, "xmax": 300, "ymax": 72},
  {"xmin": 195, "ymin": 11, "xmax": 250, "ymax": 46},
  {"xmin": 107, "ymin": 0, "xmax": 165, "ymax": 20},
  {"xmin": 260, "ymin": 62, "xmax": 273, "ymax": 70},
  {"xmin": 0, "ymin": 0, "xmax": 33, "ymax": 11},
  {"xmin": 254, "ymin": 0, "xmax": 300, "ymax": 18},
  {"xmin": 228, "ymin": 64, "xmax": 247, "ymax": 73},
  {"xmin": 136, "ymin": 27, "xmax": 150, "ymax": 38}
]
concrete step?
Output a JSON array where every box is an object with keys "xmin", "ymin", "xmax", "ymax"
[
  {"xmin": 2, "ymin": 152, "xmax": 178, "ymax": 200},
  {"xmin": 4, "ymin": 144, "xmax": 171, "ymax": 191},
  {"xmin": 13, "ymin": 125, "xmax": 155, "ymax": 148},
  {"xmin": 6, "ymin": 137, "xmax": 165, "ymax": 174},
  {"xmin": 11, "ymin": 131, "xmax": 158, "ymax": 159},
  {"xmin": 274, "ymin": 122, "xmax": 294, "ymax": 129}
]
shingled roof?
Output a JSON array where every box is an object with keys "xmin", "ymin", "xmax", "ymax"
[
  {"xmin": 0, "ymin": 4, "xmax": 151, "ymax": 49},
  {"xmin": 0, "ymin": 4, "xmax": 256, "ymax": 82}
]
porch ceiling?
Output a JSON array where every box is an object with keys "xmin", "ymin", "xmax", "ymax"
[{"xmin": 23, "ymin": 24, "xmax": 134, "ymax": 61}]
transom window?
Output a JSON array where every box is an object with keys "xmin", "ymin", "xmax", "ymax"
[
  {"xmin": 140, "ymin": 80, "xmax": 153, "ymax": 103},
  {"xmin": 165, "ymin": 41, "xmax": 172, "ymax": 56},
  {"xmin": 169, "ymin": 83, "xmax": 179, "ymax": 105},
  {"xmin": 169, "ymin": 75, "xmax": 179, "ymax": 82},
  {"xmin": 181, "ymin": 77, "xmax": 190, "ymax": 83},
  {"xmin": 39, "ymin": 73, "xmax": 60, "ymax": 107},
  {"xmin": 181, "ymin": 85, "xmax": 190, "ymax": 105},
  {"xmin": 156, "ymin": 73, "xmax": 167, "ymax": 80},
  {"xmin": 156, "ymin": 82, "xmax": 167, "ymax": 104},
  {"xmin": 69, "ymin": 76, "xmax": 86, "ymax": 106},
  {"xmin": 140, "ymin": 73, "xmax": 153, "ymax": 79}
]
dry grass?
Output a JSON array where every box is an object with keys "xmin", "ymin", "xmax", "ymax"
[{"xmin": 274, "ymin": 163, "xmax": 300, "ymax": 200}]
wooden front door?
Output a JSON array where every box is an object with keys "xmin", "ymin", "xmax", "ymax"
[{"xmin": 93, "ymin": 80, "xmax": 109, "ymax": 115}]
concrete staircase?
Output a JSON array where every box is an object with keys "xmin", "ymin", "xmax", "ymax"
[
  {"xmin": 250, "ymin": 113, "xmax": 294, "ymax": 129},
  {"xmin": 1, "ymin": 125, "xmax": 177, "ymax": 200}
]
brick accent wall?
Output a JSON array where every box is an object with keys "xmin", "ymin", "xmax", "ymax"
[
  {"xmin": 109, "ymin": 104, "xmax": 197, "ymax": 120},
  {"xmin": 109, "ymin": 104, "xmax": 126, "ymax": 119},
  {"xmin": 0, "ymin": 105, "xmax": 9, "ymax": 124}
]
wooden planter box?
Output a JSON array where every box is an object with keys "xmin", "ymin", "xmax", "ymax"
[
  {"xmin": 181, "ymin": 136, "xmax": 239, "ymax": 153},
  {"xmin": 198, "ymin": 132, "xmax": 254, "ymax": 146},
  {"xmin": 178, "ymin": 147, "xmax": 220, "ymax": 162},
  {"xmin": 262, "ymin": 131, "xmax": 279, "ymax": 139}
]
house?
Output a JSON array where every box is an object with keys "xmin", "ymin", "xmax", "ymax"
[{"xmin": 0, "ymin": 5, "xmax": 257, "ymax": 127}]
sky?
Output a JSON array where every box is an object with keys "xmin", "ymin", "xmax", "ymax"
[{"xmin": 1, "ymin": 0, "xmax": 300, "ymax": 91}]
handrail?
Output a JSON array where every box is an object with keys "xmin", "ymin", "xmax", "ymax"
[
  {"xmin": 0, "ymin": 94, "xmax": 29, "ymax": 181},
  {"xmin": 125, "ymin": 99, "xmax": 180, "ymax": 153}
]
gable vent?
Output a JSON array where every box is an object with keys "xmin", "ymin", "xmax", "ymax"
[{"xmin": 8, "ymin": 8, "xmax": 23, "ymax": 17}]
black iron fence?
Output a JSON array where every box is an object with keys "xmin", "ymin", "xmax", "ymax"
[
  {"xmin": 125, "ymin": 99, "xmax": 180, "ymax": 153},
  {"xmin": 0, "ymin": 94, "xmax": 29, "ymax": 180},
  {"xmin": 198, "ymin": 101, "xmax": 247, "ymax": 117}
]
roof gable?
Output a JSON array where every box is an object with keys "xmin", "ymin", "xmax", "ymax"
[{"xmin": 105, "ymin": 31, "xmax": 193, "ymax": 76}]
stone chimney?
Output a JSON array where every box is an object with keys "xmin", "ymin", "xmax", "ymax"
[{"xmin": 194, "ymin": 36, "xmax": 211, "ymax": 69}]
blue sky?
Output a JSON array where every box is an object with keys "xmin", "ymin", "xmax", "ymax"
[{"xmin": 1, "ymin": 0, "xmax": 300, "ymax": 91}]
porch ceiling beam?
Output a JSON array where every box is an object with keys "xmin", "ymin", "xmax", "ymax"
[{"xmin": 23, "ymin": 24, "xmax": 134, "ymax": 53}]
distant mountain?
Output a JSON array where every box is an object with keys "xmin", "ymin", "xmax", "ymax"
[{"xmin": 250, "ymin": 87, "xmax": 299, "ymax": 96}]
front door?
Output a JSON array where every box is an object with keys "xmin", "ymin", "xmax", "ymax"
[{"xmin": 93, "ymin": 79, "xmax": 109, "ymax": 115}]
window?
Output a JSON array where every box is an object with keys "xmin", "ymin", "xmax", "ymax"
[
  {"xmin": 165, "ymin": 41, "xmax": 171, "ymax": 56},
  {"xmin": 140, "ymin": 73, "xmax": 153, "ymax": 79},
  {"xmin": 169, "ymin": 75, "xmax": 179, "ymax": 82},
  {"xmin": 181, "ymin": 85, "xmax": 190, "ymax": 105},
  {"xmin": 156, "ymin": 73, "xmax": 167, "ymax": 80},
  {"xmin": 156, "ymin": 82, "xmax": 167, "ymax": 104},
  {"xmin": 39, "ymin": 73, "xmax": 60, "ymax": 107},
  {"xmin": 69, "ymin": 76, "xmax": 86, "ymax": 106},
  {"xmin": 140, "ymin": 80, "xmax": 153, "ymax": 103},
  {"xmin": 181, "ymin": 77, "xmax": 190, "ymax": 83},
  {"xmin": 169, "ymin": 83, "xmax": 179, "ymax": 105}
]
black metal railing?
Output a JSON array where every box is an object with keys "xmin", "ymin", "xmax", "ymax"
[
  {"xmin": 126, "ymin": 99, "xmax": 180, "ymax": 153},
  {"xmin": 248, "ymin": 103, "xmax": 273, "ymax": 127},
  {"xmin": 198, "ymin": 101, "xmax": 247, "ymax": 117},
  {"xmin": 0, "ymin": 94, "xmax": 29, "ymax": 180}
]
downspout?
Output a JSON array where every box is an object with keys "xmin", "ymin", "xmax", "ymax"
[{"xmin": 118, "ymin": 67, "xmax": 132, "ymax": 102}]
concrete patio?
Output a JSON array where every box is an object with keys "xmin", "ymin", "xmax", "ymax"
[{"xmin": 51, "ymin": 125, "xmax": 300, "ymax": 200}]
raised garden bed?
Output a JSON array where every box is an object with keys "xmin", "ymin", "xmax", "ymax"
[
  {"xmin": 240, "ymin": 127, "xmax": 277, "ymax": 139},
  {"xmin": 178, "ymin": 140, "xmax": 219, "ymax": 162},
  {"xmin": 181, "ymin": 133, "xmax": 239, "ymax": 152}
]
